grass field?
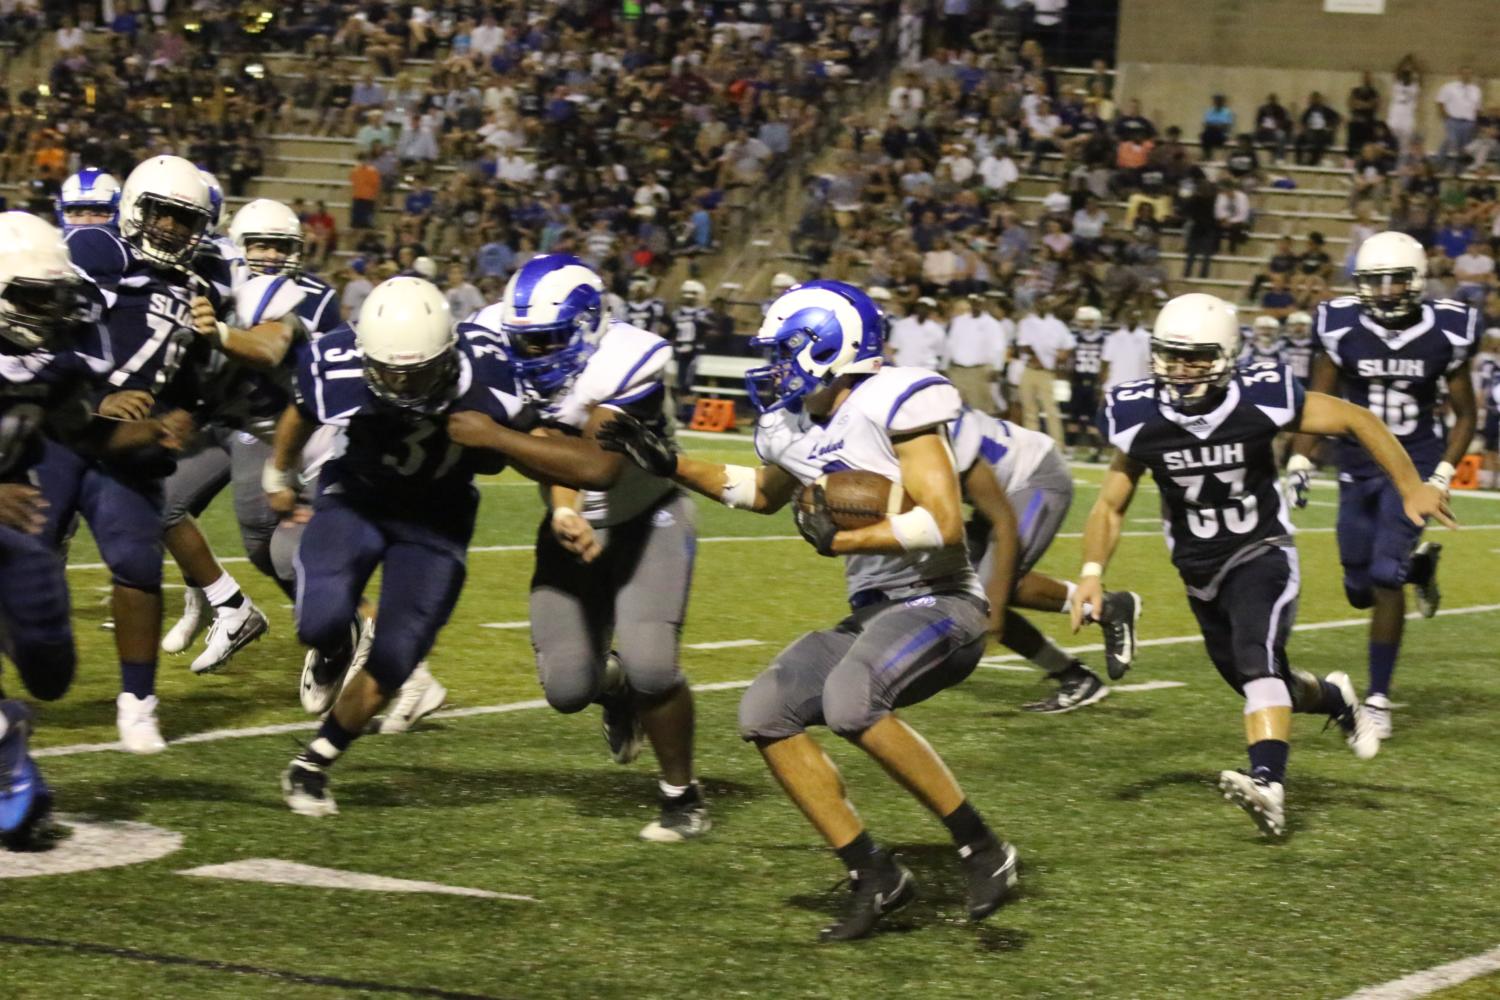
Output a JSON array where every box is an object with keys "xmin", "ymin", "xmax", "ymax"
[{"xmin": 6, "ymin": 438, "xmax": 1500, "ymax": 1000}]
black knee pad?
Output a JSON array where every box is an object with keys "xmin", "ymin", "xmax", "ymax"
[{"xmin": 14, "ymin": 640, "xmax": 77, "ymax": 701}]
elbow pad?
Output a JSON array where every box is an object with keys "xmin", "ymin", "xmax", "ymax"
[
  {"xmin": 720, "ymin": 464, "xmax": 758, "ymax": 508},
  {"xmin": 890, "ymin": 506, "xmax": 944, "ymax": 551}
]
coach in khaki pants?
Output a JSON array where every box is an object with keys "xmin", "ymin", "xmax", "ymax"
[
  {"xmin": 945, "ymin": 295, "xmax": 1004, "ymax": 414},
  {"xmin": 1016, "ymin": 296, "xmax": 1074, "ymax": 448}
]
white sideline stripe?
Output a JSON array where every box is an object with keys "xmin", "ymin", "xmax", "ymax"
[
  {"xmin": 1340, "ymin": 944, "xmax": 1500, "ymax": 999},
  {"xmin": 177, "ymin": 859, "xmax": 536, "ymax": 902},
  {"xmin": 685, "ymin": 639, "xmax": 765, "ymax": 650},
  {"xmin": 30, "ymin": 608, "xmax": 1500, "ymax": 761},
  {"xmin": 979, "ymin": 603, "xmax": 1500, "ymax": 667},
  {"xmin": 1112, "ymin": 681, "xmax": 1187, "ymax": 692},
  {"xmin": 56, "ymin": 525, "xmax": 1500, "ymax": 572},
  {"xmin": 479, "ymin": 621, "xmax": 530, "ymax": 630}
]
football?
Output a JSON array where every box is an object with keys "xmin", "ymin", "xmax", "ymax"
[{"xmin": 797, "ymin": 470, "xmax": 915, "ymax": 531}]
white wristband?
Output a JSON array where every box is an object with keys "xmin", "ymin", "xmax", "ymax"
[
  {"xmin": 551, "ymin": 505, "xmax": 579, "ymax": 524},
  {"xmin": 262, "ymin": 462, "xmax": 292, "ymax": 494},
  {"xmin": 720, "ymin": 464, "xmax": 758, "ymax": 509},
  {"xmin": 1427, "ymin": 461, "xmax": 1456, "ymax": 490},
  {"xmin": 889, "ymin": 506, "xmax": 944, "ymax": 550},
  {"xmin": 1080, "ymin": 561, "xmax": 1104, "ymax": 579}
]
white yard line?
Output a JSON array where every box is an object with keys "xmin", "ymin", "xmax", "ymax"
[
  {"xmin": 177, "ymin": 859, "xmax": 536, "ymax": 902},
  {"xmin": 1340, "ymin": 945, "xmax": 1500, "ymax": 999},
  {"xmin": 684, "ymin": 639, "xmax": 766, "ymax": 650},
  {"xmin": 34, "ymin": 606, "xmax": 1500, "ymax": 761},
  {"xmin": 479, "ymin": 621, "xmax": 530, "ymax": 630}
]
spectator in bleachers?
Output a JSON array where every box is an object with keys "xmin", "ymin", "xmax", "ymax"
[
  {"xmin": 1253, "ymin": 93, "xmax": 1292, "ymax": 162},
  {"xmin": 1113, "ymin": 98, "xmax": 1155, "ymax": 141},
  {"xmin": 1224, "ymin": 133, "xmax": 1262, "ymax": 189},
  {"xmin": 1260, "ymin": 272, "xmax": 1295, "ymax": 319},
  {"xmin": 1436, "ymin": 67, "xmax": 1484, "ymax": 175},
  {"xmin": 888, "ymin": 295, "xmax": 947, "ymax": 369},
  {"xmin": 1347, "ymin": 71, "xmax": 1381, "ymax": 157},
  {"xmin": 1454, "ymin": 238, "xmax": 1495, "ymax": 305},
  {"xmin": 349, "ymin": 153, "xmax": 381, "ymax": 234},
  {"xmin": 1295, "ymin": 92, "xmax": 1341, "ymax": 166},
  {"xmin": 1350, "ymin": 139, "xmax": 1398, "ymax": 212},
  {"xmin": 1199, "ymin": 94, "xmax": 1234, "ymax": 161},
  {"xmin": 1214, "ymin": 177, "xmax": 1252, "ymax": 255},
  {"xmin": 444, "ymin": 261, "xmax": 485, "ymax": 319},
  {"xmin": 1015, "ymin": 295, "xmax": 1072, "ymax": 448},
  {"xmin": 1436, "ymin": 209, "xmax": 1476, "ymax": 259},
  {"xmin": 944, "ymin": 295, "xmax": 1002, "ymax": 414},
  {"xmin": 1180, "ymin": 175, "xmax": 1218, "ymax": 279},
  {"xmin": 303, "ymin": 200, "xmax": 337, "ymax": 269},
  {"xmin": 1387, "ymin": 62, "xmax": 1423, "ymax": 155}
]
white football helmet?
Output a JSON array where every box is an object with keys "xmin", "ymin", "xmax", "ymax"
[
  {"xmin": 1285, "ymin": 310, "xmax": 1312, "ymax": 339},
  {"xmin": 1074, "ymin": 305, "xmax": 1103, "ymax": 331},
  {"xmin": 200, "ymin": 169, "xmax": 224, "ymax": 230},
  {"xmin": 679, "ymin": 279, "xmax": 706, "ymax": 303},
  {"xmin": 1353, "ymin": 230, "xmax": 1426, "ymax": 325},
  {"xmin": 1151, "ymin": 292, "xmax": 1240, "ymax": 412},
  {"xmin": 355, "ymin": 277, "xmax": 457, "ymax": 410},
  {"xmin": 0, "ymin": 211, "xmax": 85, "ymax": 353},
  {"xmin": 57, "ymin": 169, "xmax": 122, "ymax": 229},
  {"xmin": 1252, "ymin": 314, "xmax": 1281, "ymax": 348},
  {"xmin": 771, "ymin": 272, "xmax": 798, "ymax": 292},
  {"xmin": 120, "ymin": 155, "xmax": 215, "ymax": 268},
  {"xmin": 866, "ymin": 285, "xmax": 892, "ymax": 302},
  {"xmin": 229, "ymin": 198, "xmax": 304, "ymax": 277}
]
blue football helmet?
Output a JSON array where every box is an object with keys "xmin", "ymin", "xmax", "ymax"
[
  {"xmin": 745, "ymin": 279, "xmax": 884, "ymax": 413},
  {"xmin": 199, "ymin": 169, "xmax": 224, "ymax": 231},
  {"xmin": 498, "ymin": 254, "xmax": 607, "ymax": 395},
  {"xmin": 56, "ymin": 168, "xmax": 121, "ymax": 231}
]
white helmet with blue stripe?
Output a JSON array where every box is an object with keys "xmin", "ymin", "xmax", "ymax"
[
  {"xmin": 498, "ymin": 253, "xmax": 607, "ymax": 395},
  {"xmin": 199, "ymin": 169, "xmax": 224, "ymax": 231},
  {"xmin": 229, "ymin": 198, "xmax": 303, "ymax": 276},
  {"xmin": 57, "ymin": 169, "xmax": 122, "ymax": 231}
]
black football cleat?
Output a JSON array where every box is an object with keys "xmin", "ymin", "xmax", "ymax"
[
  {"xmin": 959, "ymin": 837, "xmax": 1019, "ymax": 921},
  {"xmin": 1099, "ymin": 590, "xmax": 1142, "ymax": 680},
  {"xmin": 1022, "ymin": 665, "xmax": 1108, "ymax": 713},
  {"xmin": 640, "ymin": 781, "xmax": 711, "ymax": 842},
  {"xmin": 819, "ymin": 850, "xmax": 916, "ymax": 943}
]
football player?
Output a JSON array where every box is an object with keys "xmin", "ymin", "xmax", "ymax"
[
  {"xmin": 268, "ymin": 277, "xmax": 620, "ymax": 816},
  {"xmin": 1242, "ymin": 315, "xmax": 1284, "ymax": 366},
  {"xmin": 1074, "ymin": 293, "xmax": 1451, "ymax": 837},
  {"xmin": 599, "ymin": 281, "xmax": 1018, "ymax": 941},
  {"xmin": 1281, "ymin": 310, "xmax": 1315, "ymax": 385},
  {"xmin": 951, "ymin": 405, "xmax": 1141, "ymax": 711},
  {"xmin": 669, "ymin": 278, "xmax": 710, "ymax": 421},
  {"xmin": 158, "ymin": 198, "xmax": 343, "ymax": 674},
  {"xmin": 56, "ymin": 169, "xmax": 121, "ymax": 233},
  {"xmin": 36, "ymin": 155, "xmax": 291, "ymax": 751},
  {"xmin": 462, "ymin": 255, "xmax": 706, "ymax": 842},
  {"xmin": 0, "ymin": 212, "xmax": 190, "ymax": 846},
  {"xmin": 1067, "ymin": 305, "xmax": 1107, "ymax": 459},
  {"xmin": 623, "ymin": 274, "xmax": 665, "ymax": 334},
  {"xmin": 1289, "ymin": 232, "xmax": 1479, "ymax": 738}
]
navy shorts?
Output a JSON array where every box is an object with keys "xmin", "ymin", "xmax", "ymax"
[
  {"xmin": 1336, "ymin": 471, "xmax": 1425, "ymax": 600},
  {"xmin": 1186, "ymin": 545, "xmax": 1300, "ymax": 694}
]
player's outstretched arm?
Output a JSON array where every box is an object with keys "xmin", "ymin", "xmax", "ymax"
[
  {"xmin": 264, "ymin": 404, "xmax": 316, "ymax": 516},
  {"xmin": 822, "ymin": 429, "xmax": 965, "ymax": 556},
  {"xmin": 962, "ymin": 460, "xmax": 1019, "ymax": 633},
  {"xmin": 191, "ymin": 294, "xmax": 294, "ymax": 369},
  {"xmin": 1289, "ymin": 352, "xmax": 1338, "ymax": 461},
  {"xmin": 1071, "ymin": 451, "xmax": 1143, "ymax": 633},
  {"xmin": 446, "ymin": 410, "xmax": 617, "ymax": 490},
  {"xmin": 1295, "ymin": 391, "xmax": 1457, "ymax": 529}
]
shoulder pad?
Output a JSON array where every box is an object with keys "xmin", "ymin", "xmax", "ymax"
[
  {"xmin": 752, "ymin": 406, "xmax": 800, "ymax": 466},
  {"xmin": 463, "ymin": 301, "xmax": 506, "ymax": 336},
  {"xmin": 578, "ymin": 322, "xmax": 670, "ymax": 406},
  {"xmin": 1236, "ymin": 363, "xmax": 1302, "ymax": 427},
  {"xmin": 949, "ymin": 407, "xmax": 982, "ymax": 473},
  {"xmin": 851, "ymin": 366, "xmax": 962, "ymax": 434},
  {"xmin": 1100, "ymin": 378, "xmax": 1157, "ymax": 453},
  {"xmin": 235, "ymin": 274, "xmax": 308, "ymax": 327},
  {"xmin": 1431, "ymin": 299, "xmax": 1480, "ymax": 367},
  {"xmin": 300, "ymin": 325, "xmax": 366, "ymax": 424},
  {"xmin": 455, "ymin": 324, "xmax": 525, "ymax": 422},
  {"xmin": 64, "ymin": 226, "xmax": 132, "ymax": 288}
]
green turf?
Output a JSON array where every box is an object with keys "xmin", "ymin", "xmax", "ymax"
[{"xmin": 7, "ymin": 454, "xmax": 1500, "ymax": 999}]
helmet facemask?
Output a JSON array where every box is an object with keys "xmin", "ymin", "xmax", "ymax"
[
  {"xmin": 501, "ymin": 305, "xmax": 600, "ymax": 397},
  {"xmin": 129, "ymin": 193, "xmax": 212, "ymax": 267},
  {"xmin": 1151, "ymin": 338, "xmax": 1234, "ymax": 414},
  {"xmin": 745, "ymin": 325, "xmax": 844, "ymax": 414},
  {"xmin": 1354, "ymin": 267, "xmax": 1422, "ymax": 327},
  {"xmin": 363, "ymin": 346, "xmax": 460, "ymax": 412},
  {"xmin": 242, "ymin": 234, "xmax": 304, "ymax": 277},
  {"xmin": 0, "ymin": 274, "xmax": 86, "ymax": 354}
]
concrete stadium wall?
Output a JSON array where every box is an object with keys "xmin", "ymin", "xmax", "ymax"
[{"xmin": 1115, "ymin": 0, "xmax": 1496, "ymax": 147}]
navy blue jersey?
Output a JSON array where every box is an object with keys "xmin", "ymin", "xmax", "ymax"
[
  {"xmin": 1100, "ymin": 363, "xmax": 1304, "ymax": 589},
  {"xmin": 290, "ymin": 272, "xmax": 342, "ymax": 338},
  {"xmin": 1239, "ymin": 341, "xmax": 1285, "ymax": 368},
  {"xmin": 101, "ymin": 270, "xmax": 206, "ymax": 407},
  {"xmin": 192, "ymin": 236, "xmax": 240, "ymax": 304},
  {"xmin": 1315, "ymin": 296, "xmax": 1479, "ymax": 477},
  {"xmin": 1071, "ymin": 330, "xmax": 1105, "ymax": 380},
  {"xmin": 64, "ymin": 226, "xmax": 133, "ymax": 292},
  {"xmin": 0, "ymin": 330, "xmax": 113, "ymax": 483},
  {"xmin": 1282, "ymin": 336, "xmax": 1316, "ymax": 384},
  {"xmin": 294, "ymin": 322, "xmax": 529, "ymax": 514}
]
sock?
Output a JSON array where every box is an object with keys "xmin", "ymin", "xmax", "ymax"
[
  {"xmin": 1032, "ymin": 640, "xmax": 1074, "ymax": 676},
  {"xmin": 834, "ymin": 831, "xmax": 880, "ymax": 872},
  {"xmin": 120, "ymin": 660, "xmax": 155, "ymax": 699},
  {"xmin": 1368, "ymin": 641, "xmax": 1398, "ymax": 698},
  {"xmin": 658, "ymin": 779, "xmax": 690, "ymax": 799},
  {"xmin": 1247, "ymin": 739, "xmax": 1289, "ymax": 785},
  {"xmin": 302, "ymin": 715, "xmax": 360, "ymax": 767},
  {"xmin": 201, "ymin": 572, "xmax": 246, "ymax": 611},
  {"xmin": 1319, "ymin": 678, "xmax": 1348, "ymax": 718},
  {"xmin": 940, "ymin": 799, "xmax": 990, "ymax": 849}
]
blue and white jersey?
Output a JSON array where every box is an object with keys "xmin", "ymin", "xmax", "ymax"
[
  {"xmin": 287, "ymin": 272, "xmax": 342, "ymax": 338},
  {"xmin": 461, "ymin": 310, "xmax": 673, "ymax": 527},
  {"xmin": 950, "ymin": 406, "xmax": 1059, "ymax": 493},
  {"xmin": 1239, "ymin": 339, "xmax": 1285, "ymax": 368},
  {"xmin": 1070, "ymin": 329, "xmax": 1106, "ymax": 381},
  {"xmin": 1315, "ymin": 296, "xmax": 1479, "ymax": 478},
  {"xmin": 1281, "ymin": 335, "xmax": 1316, "ymax": 384},
  {"xmin": 0, "ymin": 325, "xmax": 113, "ymax": 483},
  {"xmin": 294, "ymin": 322, "xmax": 528, "ymax": 516},
  {"xmin": 755, "ymin": 366, "xmax": 982, "ymax": 603},
  {"xmin": 625, "ymin": 297, "xmax": 666, "ymax": 334},
  {"xmin": 1100, "ymin": 363, "xmax": 1304, "ymax": 592}
]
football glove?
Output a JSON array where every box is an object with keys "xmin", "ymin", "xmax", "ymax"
[
  {"xmin": 1284, "ymin": 454, "xmax": 1314, "ymax": 509},
  {"xmin": 595, "ymin": 411, "xmax": 678, "ymax": 478},
  {"xmin": 793, "ymin": 484, "xmax": 839, "ymax": 557}
]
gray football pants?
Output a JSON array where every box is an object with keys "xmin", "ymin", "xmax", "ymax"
[
  {"xmin": 162, "ymin": 427, "xmax": 282, "ymax": 587},
  {"xmin": 529, "ymin": 492, "xmax": 696, "ymax": 713},
  {"xmin": 738, "ymin": 592, "xmax": 988, "ymax": 741},
  {"xmin": 972, "ymin": 452, "xmax": 1074, "ymax": 582}
]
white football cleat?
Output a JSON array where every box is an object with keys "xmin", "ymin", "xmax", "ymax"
[
  {"xmin": 373, "ymin": 663, "xmax": 447, "ymax": 734},
  {"xmin": 1218, "ymin": 770, "xmax": 1285, "ymax": 838},
  {"xmin": 161, "ymin": 587, "xmax": 208, "ymax": 654},
  {"xmin": 281, "ymin": 759, "xmax": 338, "ymax": 817},
  {"xmin": 299, "ymin": 649, "xmax": 340, "ymax": 715},
  {"xmin": 189, "ymin": 603, "xmax": 269, "ymax": 675},
  {"xmin": 1327, "ymin": 671, "xmax": 1379, "ymax": 760},
  {"xmin": 1364, "ymin": 693, "xmax": 1393, "ymax": 740},
  {"xmin": 116, "ymin": 693, "xmax": 167, "ymax": 754}
]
